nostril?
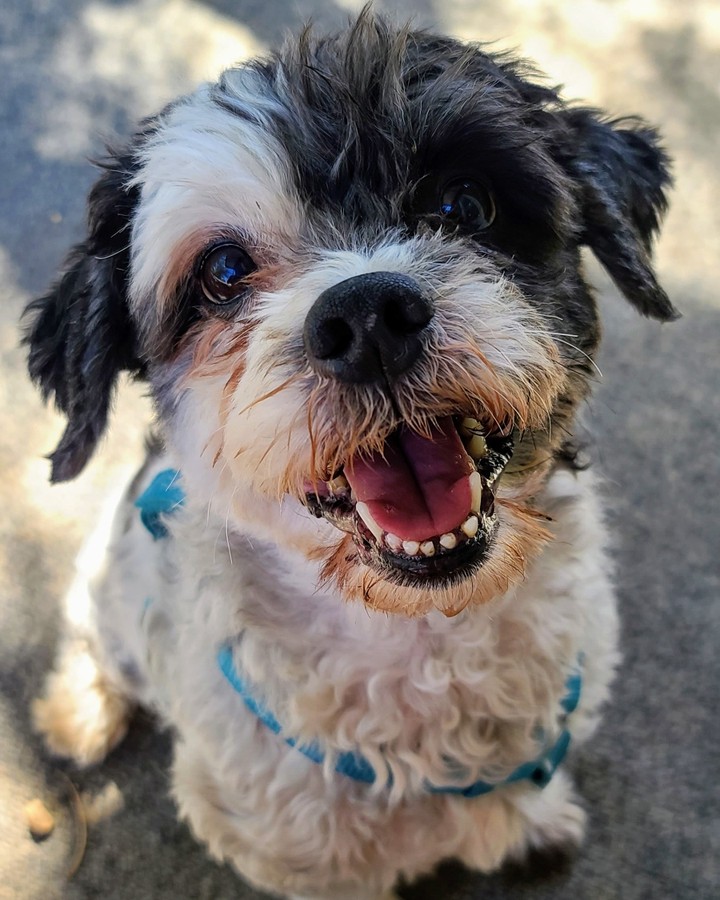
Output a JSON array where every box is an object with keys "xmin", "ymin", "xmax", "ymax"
[
  {"xmin": 382, "ymin": 295, "xmax": 434, "ymax": 336},
  {"xmin": 311, "ymin": 316, "xmax": 354, "ymax": 360}
]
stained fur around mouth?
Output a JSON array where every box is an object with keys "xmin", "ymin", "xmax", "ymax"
[{"xmin": 304, "ymin": 421, "xmax": 514, "ymax": 585}]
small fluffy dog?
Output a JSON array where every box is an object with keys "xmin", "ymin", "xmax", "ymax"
[{"xmin": 25, "ymin": 11, "xmax": 675, "ymax": 899}]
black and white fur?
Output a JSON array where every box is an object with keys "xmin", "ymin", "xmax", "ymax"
[{"xmin": 25, "ymin": 11, "xmax": 674, "ymax": 899}]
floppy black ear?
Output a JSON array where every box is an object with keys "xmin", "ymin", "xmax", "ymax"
[
  {"xmin": 24, "ymin": 150, "xmax": 145, "ymax": 482},
  {"xmin": 560, "ymin": 110, "xmax": 678, "ymax": 322}
]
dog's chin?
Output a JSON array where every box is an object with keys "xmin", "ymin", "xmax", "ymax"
[{"xmin": 303, "ymin": 415, "xmax": 514, "ymax": 594}]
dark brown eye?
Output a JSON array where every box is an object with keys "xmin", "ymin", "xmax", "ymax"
[
  {"xmin": 439, "ymin": 179, "xmax": 495, "ymax": 230},
  {"xmin": 199, "ymin": 242, "xmax": 256, "ymax": 305}
]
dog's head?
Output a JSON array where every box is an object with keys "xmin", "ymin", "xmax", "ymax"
[{"xmin": 25, "ymin": 13, "xmax": 675, "ymax": 616}]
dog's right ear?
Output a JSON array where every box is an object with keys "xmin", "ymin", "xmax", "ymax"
[{"xmin": 24, "ymin": 143, "xmax": 146, "ymax": 482}]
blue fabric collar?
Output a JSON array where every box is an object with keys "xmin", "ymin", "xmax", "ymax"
[
  {"xmin": 135, "ymin": 467, "xmax": 185, "ymax": 539},
  {"xmin": 218, "ymin": 644, "xmax": 581, "ymax": 797},
  {"xmin": 136, "ymin": 469, "xmax": 581, "ymax": 798}
]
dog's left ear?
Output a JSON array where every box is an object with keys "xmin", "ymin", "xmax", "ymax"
[
  {"xmin": 558, "ymin": 110, "xmax": 678, "ymax": 322},
  {"xmin": 24, "ymin": 147, "xmax": 145, "ymax": 482}
]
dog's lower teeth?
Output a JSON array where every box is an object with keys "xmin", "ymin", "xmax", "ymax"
[
  {"xmin": 420, "ymin": 541, "xmax": 435, "ymax": 557},
  {"xmin": 461, "ymin": 515, "xmax": 479, "ymax": 538},
  {"xmin": 403, "ymin": 540, "xmax": 420, "ymax": 556},
  {"xmin": 439, "ymin": 532, "xmax": 457, "ymax": 550},
  {"xmin": 356, "ymin": 502, "xmax": 383, "ymax": 542},
  {"xmin": 386, "ymin": 533, "xmax": 402, "ymax": 552}
]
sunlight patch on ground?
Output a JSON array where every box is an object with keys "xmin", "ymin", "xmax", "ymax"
[
  {"xmin": 35, "ymin": 0, "xmax": 266, "ymax": 161},
  {"xmin": 443, "ymin": 0, "xmax": 720, "ymax": 301}
]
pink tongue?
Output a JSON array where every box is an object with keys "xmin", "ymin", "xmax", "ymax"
[{"xmin": 345, "ymin": 418, "xmax": 474, "ymax": 541}]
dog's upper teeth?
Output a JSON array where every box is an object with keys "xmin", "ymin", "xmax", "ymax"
[
  {"xmin": 461, "ymin": 515, "xmax": 479, "ymax": 538},
  {"xmin": 356, "ymin": 502, "xmax": 384, "ymax": 542},
  {"xmin": 469, "ymin": 470, "xmax": 483, "ymax": 514},
  {"xmin": 328, "ymin": 474, "xmax": 349, "ymax": 493},
  {"xmin": 460, "ymin": 416, "xmax": 482, "ymax": 437},
  {"xmin": 467, "ymin": 434, "xmax": 488, "ymax": 460}
]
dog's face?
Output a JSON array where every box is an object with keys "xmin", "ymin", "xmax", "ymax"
[{"xmin": 25, "ymin": 15, "xmax": 674, "ymax": 616}]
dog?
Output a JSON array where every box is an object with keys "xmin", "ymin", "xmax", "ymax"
[{"xmin": 24, "ymin": 10, "xmax": 676, "ymax": 899}]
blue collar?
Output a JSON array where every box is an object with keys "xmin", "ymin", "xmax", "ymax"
[
  {"xmin": 136, "ymin": 468, "xmax": 581, "ymax": 798},
  {"xmin": 218, "ymin": 644, "xmax": 582, "ymax": 798}
]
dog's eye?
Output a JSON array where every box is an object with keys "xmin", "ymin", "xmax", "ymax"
[
  {"xmin": 439, "ymin": 179, "xmax": 495, "ymax": 230},
  {"xmin": 198, "ymin": 242, "xmax": 256, "ymax": 305}
]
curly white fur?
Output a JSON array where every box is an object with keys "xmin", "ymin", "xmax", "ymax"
[{"xmin": 37, "ymin": 455, "xmax": 618, "ymax": 899}]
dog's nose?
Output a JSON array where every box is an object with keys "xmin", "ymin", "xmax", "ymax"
[{"xmin": 303, "ymin": 272, "xmax": 434, "ymax": 384}]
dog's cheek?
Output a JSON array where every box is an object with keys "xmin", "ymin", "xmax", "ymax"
[
  {"xmin": 161, "ymin": 366, "xmax": 337, "ymax": 556},
  {"xmin": 220, "ymin": 367, "xmax": 313, "ymax": 498}
]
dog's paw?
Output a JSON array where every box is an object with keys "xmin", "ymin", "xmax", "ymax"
[
  {"xmin": 32, "ymin": 644, "xmax": 132, "ymax": 767},
  {"xmin": 516, "ymin": 770, "xmax": 587, "ymax": 854}
]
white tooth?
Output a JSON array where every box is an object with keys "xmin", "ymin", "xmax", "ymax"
[
  {"xmin": 460, "ymin": 416, "xmax": 481, "ymax": 437},
  {"xmin": 386, "ymin": 533, "xmax": 403, "ymax": 552},
  {"xmin": 468, "ymin": 434, "xmax": 488, "ymax": 460},
  {"xmin": 420, "ymin": 540, "xmax": 436, "ymax": 557},
  {"xmin": 356, "ymin": 502, "xmax": 384, "ymax": 543},
  {"xmin": 469, "ymin": 471, "xmax": 483, "ymax": 513},
  {"xmin": 328, "ymin": 474, "xmax": 349, "ymax": 493},
  {"xmin": 402, "ymin": 540, "xmax": 420, "ymax": 556},
  {"xmin": 439, "ymin": 532, "xmax": 457, "ymax": 550},
  {"xmin": 461, "ymin": 515, "xmax": 479, "ymax": 538}
]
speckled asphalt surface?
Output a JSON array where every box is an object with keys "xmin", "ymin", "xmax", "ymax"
[{"xmin": 1, "ymin": 1, "xmax": 718, "ymax": 898}]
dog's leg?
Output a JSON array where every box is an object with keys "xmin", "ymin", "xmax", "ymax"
[
  {"xmin": 510, "ymin": 770, "xmax": 587, "ymax": 855},
  {"xmin": 34, "ymin": 469, "xmax": 161, "ymax": 767},
  {"xmin": 32, "ymin": 637, "xmax": 133, "ymax": 767},
  {"xmin": 453, "ymin": 771, "xmax": 585, "ymax": 873}
]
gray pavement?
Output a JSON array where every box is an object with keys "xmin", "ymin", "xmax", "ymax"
[{"xmin": 1, "ymin": 1, "xmax": 718, "ymax": 898}]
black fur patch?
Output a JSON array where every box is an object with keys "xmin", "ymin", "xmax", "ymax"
[
  {"xmin": 23, "ymin": 126, "xmax": 153, "ymax": 481},
  {"xmin": 25, "ymin": 10, "xmax": 675, "ymax": 480}
]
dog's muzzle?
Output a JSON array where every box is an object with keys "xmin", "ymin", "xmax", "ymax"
[
  {"xmin": 301, "ymin": 272, "xmax": 516, "ymax": 588},
  {"xmin": 303, "ymin": 272, "xmax": 434, "ymax": 383}
]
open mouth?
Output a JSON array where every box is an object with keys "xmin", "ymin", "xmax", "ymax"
[{"xmin": 304, "ymin": 416, "xmax": 514, "ymax": 586}]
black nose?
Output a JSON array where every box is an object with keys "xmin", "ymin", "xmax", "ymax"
[{"xmin": 303, "ymin": 272, "xmax": 434, "ymax": 384}]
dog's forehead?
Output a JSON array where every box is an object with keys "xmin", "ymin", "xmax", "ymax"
[{"xmin": 217, "ymin": 33, "xmax": 560, "ymax": 223}]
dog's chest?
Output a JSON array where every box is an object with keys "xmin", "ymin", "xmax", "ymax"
[{"xmin": 124, "ymin": 465, "xmax": 604, "ymax": 800}]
